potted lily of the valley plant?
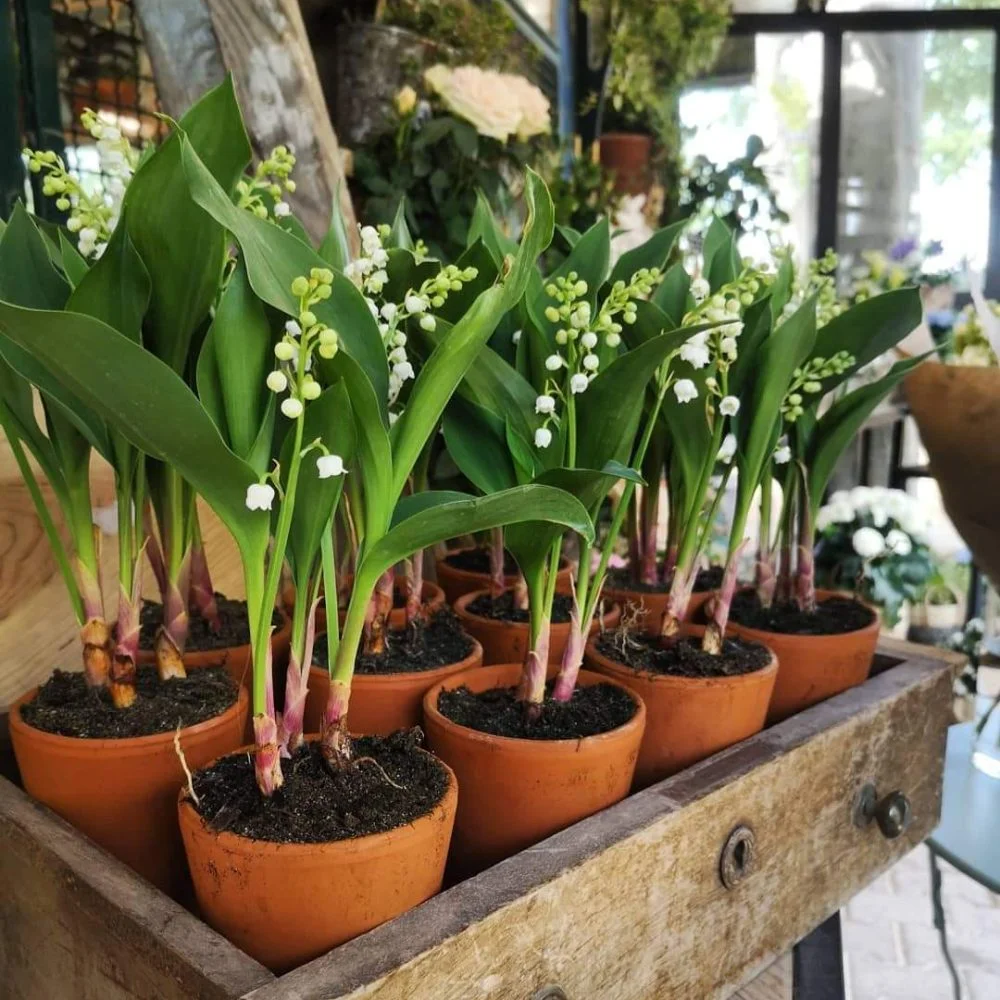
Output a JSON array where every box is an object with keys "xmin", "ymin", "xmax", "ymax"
[
  {"xmin": 724, "ymin": 260, "xmax": 925, "ymax": 722},
  {"xmin": 1, "ymin": 82, "xmax": 592, "ymax": 970},
  {"xmin": 423, "ymin": 212, "xmax": 728, "ymax": 873}
]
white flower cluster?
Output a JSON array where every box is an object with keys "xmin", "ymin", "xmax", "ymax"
[
  {"xmin": 24, "ymin": 109, "xmax": 139, "ymax": 258},
  {"xmin": 532, "ymin": 268, "xmax": 659, "ymax": 449},
  {"xmin": 236, "ymin": 144, "xmax": 296, "ymax": 221},
  {"xmin": 817, "ymin": 486, "xmax": 930, "ymax": 560},
  {"xmin": 345, "ymin": 225, "xmax": 476, "ymax": 413}
]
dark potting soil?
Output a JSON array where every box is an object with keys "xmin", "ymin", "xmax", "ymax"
[
  {"xmin": 444, "ymin": 546, "xmax": 519, "ymax": 576},
  {"xmin": 19, "ymin": 666, "xmax": 238, "ymax": 739},
  {"xmin": 321, "ymin": 584, "xmax": 432, "ymax": 613},
  {"xmin": 729, "ymin": 592, "xmax": 876, "ymax": 636},
  {"xmin": 466, "ymin": 590, "xmax": 574, "ymax": 625},
  {"xmin": 594, "ymin": 631, "xmax": 771, "ymax": 679},
  {"xmin": 436, "ymin": 680, "xmax": 636, "ymax": 740},
  {"xmin": 190, "ymin": 731, "xmax": 449, "ymax": 843},
  {"xmin": 138, "ymin": 595, "xmax": 283, "ymax": 652},
  {"xmin": 313, "ymin": 610, "xmax": 475, "ymax": 675},
  {"xmin": 605, "ymin": 565, "xmax": 724, "ymax": 594}
]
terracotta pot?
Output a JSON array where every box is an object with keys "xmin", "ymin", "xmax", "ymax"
[
  {"xmin": 435, "ymin": 548, "xmax": 574, "ymax": 605},
  {"xmin": 584, "ymin": 625, "xmax": 777, "ymax": 789},
  {"xmin": 602, "ymin": 584, "xmax": 713, "ymax": 628},
  {"xmin": 453, "ymin": 589, "xmax": 621, "ymax": 666},
  {"xmin": 599, "ymin": 132, "xmax": 653, "ymax": 195},
  {"xmin": 137, "ymin": 614, "xmax": 291, "ymax": 690},
  {"xmin": 905, "ymin": 363, "xmax": 1000, "ymax": 587},
  {"xmin": 10, "ymin": 685, "xmax": 249, "ymax": 897},
  {"xmin": 303, "ymin": 638, "xmax": 483, "ymax": 736},
  {"xmin": 317, "ymin": 578, "xmax": 447, "ymax": 635},
  {"xmin": 726, "ymin": 589, "xmax": 879, "ymax": 723},
  {"xmin": 422, "ymin": 663, "xmax": 645, "ymax": 876},
  {"xmin": 179, "ymin": 750, "xmax": 457, "ymax": 971}
]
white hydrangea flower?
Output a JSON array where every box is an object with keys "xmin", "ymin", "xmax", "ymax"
[
  {"xmin": 535, "ymin": 394, "xmax": 556, "ymax": 414},
  {"xmin": 317, "ymin": 454, "xmax": 347, "ymax": 478},
  {"xmin": 534, "ymin": 427, "xmax": 552, "ymax": 448},
  {"xmin": 885, "ymin": 528, "xmax": 912, "ymax": 556},
  {"xmin": 852, "ymin": 526, "xmax": 885, "ymax": 559},
  {"xmin": 719, "ymin": 396, "xmax": 740, "ymax": 417},
  {"xmin": 570, "ymin": 373, "xmax": 589, "ymax": 394},
  {"xmin": 673, "ymin": 379, "xmax": 697, "ymax": 403},
  {"xmin": 245, "ymin": 483, "xmax": 275, "ymax": 511}
]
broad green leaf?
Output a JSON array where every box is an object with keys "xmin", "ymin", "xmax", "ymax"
[
  {"xmin": 536, "ymin": 462, "xmax": 643, "ymax": 520},
  {"xmin": 652, "ymin": 261, "xmax": 691, "ymax": 327},
  {"xmin": 727, "ymin": 296, "xmax": 773, "ymax": 398},
  {"xmin": 702, "ymin": 217, "xmax": 734, "ymax": 291},
  {"xmin": 389, "ymin": 489, "xmax": 474, "ymax": 529},
  {"xmin": 0, "ymin": 301, "xmax": 264, "ymax": 542},
  {"xmin": 58, "ymin": 232, "xmax": 89, "ymax": 287},
  {"xmin": 442, "ymin": 397, "xmax": 518, "ymax": 495},
  {"xmin": 124, "ymin": 76, "xmax": 252, "ymax": 372},
  {"xmin": 556, "ymin": 224, "xmax": 581, "ymax": 248},
  {"xmin": 805, "ymin": 354, "xmax": 928, "ymax": 514},
  {"xmin": 0, "ymin": 204, "xmax": 70, "ymax": 308},
  {"xmin": 388, "ymin": 168, "xmax": 554, "ymax": 502},
  {"xmin": 434, "ymin": 239, "xmax": 499, "ymax": 324},
  {"xmin": 467, "ymin": 189, "xmax": 517, "ymax": 266},
  {"xmin": 318, "ymin": 180, "xmax": 353, "ymax": 271},
  {"xmin": 283, "ymin": 381, "xmax": 356, "ymax": 583},
  {"xmin": 388, "ymin": 198, "xmax": 414, "ymax": 250},
  {"xmin": 203, "ymin": 259, "xmax": 272, "ymax": 460},
  {"xmin": 606, "ymin": 219, "xmax": 685, "ymax": 291},
  {"xmin": 180, "ymin": 135, "xmax": 389, "ymax": 406},
  {"xmin": 768, "ymin": 255, "xmax": 794, "ymax": 322}
]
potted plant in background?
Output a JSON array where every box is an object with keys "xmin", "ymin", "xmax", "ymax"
[
  {"xmin": 582, "ymin": 0, "xmax": 731, "ymax": 195},
  {"xmin": 2, "ymin": 86, "xmax": 256, "ymax": 897},
  {"xmin": 725, "ymin": 267, "xmax": 925, "ymax": 722}
]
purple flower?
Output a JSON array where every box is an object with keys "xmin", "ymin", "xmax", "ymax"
[
  {"xmin": 888, "ymin": 236, "xmax": 919, "ymax": 261},
  {"xmin": 924, "ymin": 240, "xmax": 944, "ymax": 257}
]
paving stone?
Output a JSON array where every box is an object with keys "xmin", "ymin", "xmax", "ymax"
[
  {"xmin": 963, "ymin": 968, "xmax": 1000, "ymax": 1000},
  {"xmin": 847, "ymin": 957, "xmax": 964, "ymax": 999}
]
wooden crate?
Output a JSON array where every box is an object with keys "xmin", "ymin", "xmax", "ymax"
[{"xmin": 0, "ymin": 638, "xmax": 958, "ymax": 1000}]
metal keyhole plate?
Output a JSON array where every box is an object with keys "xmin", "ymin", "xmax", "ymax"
[
  {"xmin": 531, "ymin": 987, "xmax": 569, "ymax": 1000},
  {"xmin": 719, "ymin": 824, "xmax": 756, "ymax": 889}
]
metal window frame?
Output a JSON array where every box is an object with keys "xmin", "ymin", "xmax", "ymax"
[{"xmin": 728, "ymin": 8, "xmax": 1000, "ymax": 295}]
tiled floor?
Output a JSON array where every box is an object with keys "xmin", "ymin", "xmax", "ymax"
[{"xmin": 843, "ymin": 846, "xmax": 1000, "ymax": 999}]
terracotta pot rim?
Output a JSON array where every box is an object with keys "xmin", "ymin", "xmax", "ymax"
[
  {"xmin": 584, "ymin": 632, "xmax": 778, "ymax": 691},
  {"xmin": 9, "ymin": 683, "xmax": 249, "ymax": 754},
  {"xmin": 422, "ymin": 662, "xmax": 646, "ymax": 753},
  {"xmin": 308, "ymin": 638, "xmax": 483, "ymax": 684},
  {"xmin": 728, "ymin": 587, "xmax": 880, "ymax": 643},
  {"xmin": 178, "ymin": 749, "xmax": 457, "ymax": 858},
  {"xmin": 600, "ymin": 131, "xmax": 653, "ymax": 143},
  {"xmin": 440, "ymin": 547, "xmax": 570, "ymax": 577},
  {"xmin": 453, "ymin": 588, "xmax": 617, "ymax": 630}
]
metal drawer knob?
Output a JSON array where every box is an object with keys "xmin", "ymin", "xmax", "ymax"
[{"xmin": 854, "ymin": 783, "xmax": 912, "ymax": 839}]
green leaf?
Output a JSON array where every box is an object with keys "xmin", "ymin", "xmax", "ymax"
[
  {"xmin": 607, "ymin": 219, "xmax": 685, "ymax": 291},
  {"xmin": 702, "ymin": 217, "xmax": 735, "ymax": 291},
  {"xmin": 0, "ymin": 301, "xmax": 264, "ymax": 543},
  {"xmin": 318, "ymin": 180, "xmax": 353, "ymax": 271},
  {"xmin": 58, "ymin": 232, "xmax": 89, "ymax": 287},
  {"xmin": 388, "ymin": 168, "xmax": 554, "ymax": 502},
  {"xmin": 434, "ymin": 240, "xmax": 499, "ymax": 323},
  {"xmin": 202, "ymin": 259, "xmax": 272, "ymax": 461},
  {"xmin": 768, "ymin": 255, "xmax": 794, "ymax": 323},
  {"xmin": 0, "ymin": 204, "xmax": 70, "ymax": 309},
  {"xmin": 388, "ymin": 198, "xmax": 415, "ymax": 251},
  {"xmin": 556, "ymin": 225, "xmax": 581, "ymax": 248},
  {"xmin": 652, "ymin": 261, "xmax": 691, "ymax": 326},
  {"xmin": 806, "ymin": 354, "xmax": 928, "ymax": 514},
  {"xmin": 284, "ymin": 381, "xmax": 356, "ymax": 582},
  {"xmin": 536, "ymin": 462, "xmax": 643, "ymax": 519},
  {"xmin": 358, "ymin": 484, "xmax": 594, "ymax": 586},
  {"xmin": 467, "ymin": 189, "xmax": 518, "ymax": 266},
  {"xmin": 441, "ymin": 397, "xmax": 518, "ymax": 495},
  {"xmin": 452, "ymin": 121, "xmax": 479, "ymax": 158},
  {"xmin": 180, "ymin": 134, "xmax": 389, "ymax": 406},
  {"xmin": 124, "ymin": 76, "xmax": 252, "ymax": 372}
]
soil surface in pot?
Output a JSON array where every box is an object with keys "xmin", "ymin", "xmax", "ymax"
[
  {"xmin": 444, "ymin": 547, "xmax": 518, "ymax": 575},
  {"xmin": 314, "ymin": 610, "xmax": 474, "ymax": 675},
  {"xmin": 20, "ymin": 666, "xmax": 238, "ymax": 738},
  {"xmin": 594, "ymin": 631, "xmax": 771, "ymax": 679},
  {"xmin": 729, "ymin": 592, "xmax": 876, "ymax": 636},
  {"xmin": 605, "ymin": 565, "xmax": 724, "ymax": 594},
  {"xmin": 324, "ymin": 583, "xmax": 435, "ymax": 613},
  {"xmin": 437, "ymin": 681, "xmax": 635, "ymax": 740},
  {"xmin": 190, "ymin": 731, "xmax": 449, "ymax": 843},
  {"xmin": 138, "ymin": 595, "xmax": 283, "ymax": 651},
  {"xmin": 466, "ymin": 591, "xmax": 574, "ymax": 624}
]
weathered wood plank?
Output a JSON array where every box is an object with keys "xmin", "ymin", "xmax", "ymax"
[
  {"xmin": 731, "ymin": 954, "xmax": 792, "ymax": 1000},
  {"xmin": 0, "ymin": 776, "xmax": 273, "ymax": 999},
  {"xmin": 245, "ymin": 649, "xmax": 953, "ymax": 1000}
]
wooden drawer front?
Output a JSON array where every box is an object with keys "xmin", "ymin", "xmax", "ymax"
[{"xmin": 254, "ymin": 645, "xmax": 953, "ymax": 1000}]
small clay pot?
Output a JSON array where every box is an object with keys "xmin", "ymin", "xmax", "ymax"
[
  {"xmin": 435, "ymin": 548, "xmax": 574, "ymax": 605},
  {"xmin": 10, "ymin": 685, "xmax": 249, "ymax": 897},
  {"xmin": 303, "ymin": 638, "xmax": 483, "ymax": 736},
  {"xmin": 453, "ymin": 589, "xmax": 621, "ymax": 666},
  {"xmin": 422, "ymin": 663, "xmax": 645, "ymax": 877},
  {"xmin": 136, "ymin": 614, "xmax": 292, "ymax": 690},
  {"xmin": 584, "ymin": 625, "xmax": 777, "ymax": 789},
  {"xmin": 601, "ymin": 584, "xmax": 712, "ymax": 629},
  {"xmin": 318, "ymin": 578, "xmax": 447, "ymax": 635},
  {"xmin": 599, "ymin": 132, "xmax": 653, "ymax": 195},
  {"xmin": 726, "ymin": 589, "xmax": 879, "ymax": 723},
  {"xmin": 178, "ymin": 751, "xmax": 457, "ymax": 971}
]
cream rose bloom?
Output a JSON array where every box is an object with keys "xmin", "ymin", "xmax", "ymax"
[
  {"xmin": 502, "ymin": 73, "xmax": 551, "ymax": 140},
  {"xmin": 423, "ymin": 64, "xmax": 522, "ymax": 142}
]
